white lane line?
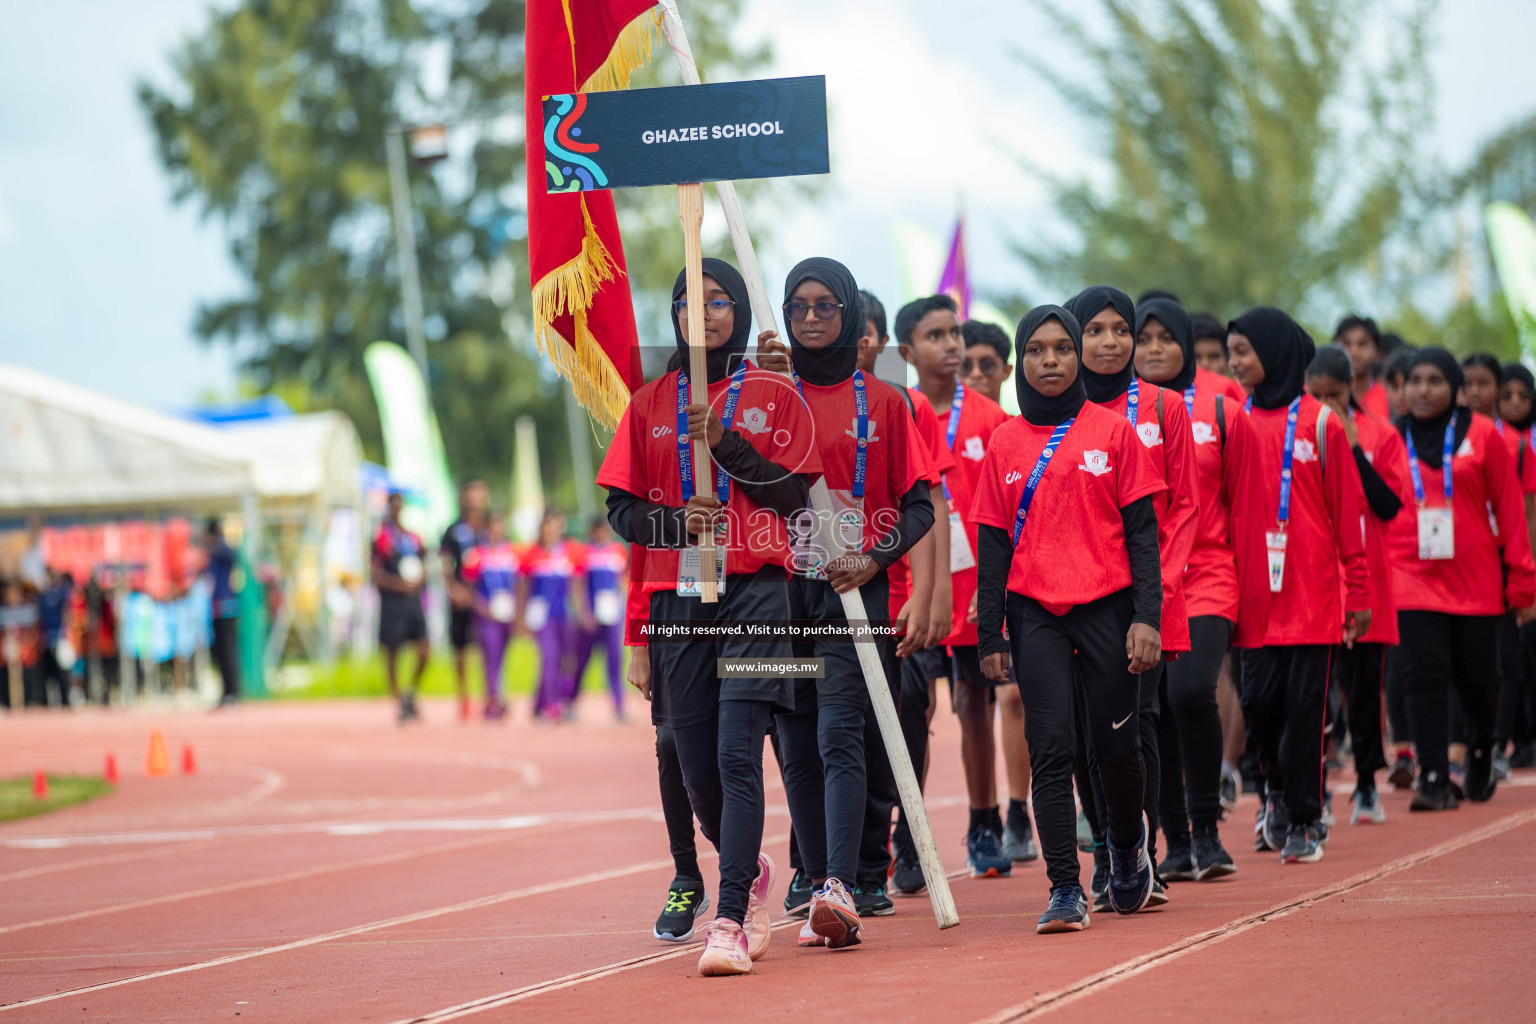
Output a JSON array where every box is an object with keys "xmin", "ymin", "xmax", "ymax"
[
  {"xmin": 968, "ymin": 805, "xmax": 1536, "ymax": 1023},
  {"xmin": 0, "ymin": 845, "xmax": 201, "ymax": 884},
  {"xmin": 0, "ymin": 831, "xmax": 518, "ymax": 938},
  {"xmin": 388, "ymin": 865, "xmax": 973, "ymax": 1024}
]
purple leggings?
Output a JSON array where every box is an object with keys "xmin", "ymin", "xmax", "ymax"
[
  {"xmin": 533, "ymin": 618, "xmax": 576, "ymax": 717},
  {"xmin": 476, "ymin": 615, "xmax": 512, "ymax": 702},
  {"xmin": 576, "ymin": 621, "xmax": 625, "ymax": 710}
]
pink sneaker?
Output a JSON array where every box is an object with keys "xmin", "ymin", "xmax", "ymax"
[
  {"xmin": 697, "ymin": 919, "xmax": 752, "ymax": 977},
  {"xmin": 742, "ymin": 852, "xmax": 775, "ymax": 961},
  {"xmin": 808, "ymin": 878, "xmax": 862, "ymax": 949}
]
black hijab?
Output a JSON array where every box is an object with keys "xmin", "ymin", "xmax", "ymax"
[
  {"xmin": 1014, "ymin": 305, "xmax": 1088, "ymax": 426},
  {"xmin": 782, "ymin": 257, "xmax": 863, "ymax": 386},
  {"xmin": 1503, "ymin": 362, "xmax": 1536, "ymax": 431},
  {"xmin": 1066, "ymin": 286, "xmax": 1137, "ymax": 403},
  {"xmin": 1228, "ymin": 307, "xmax": 1315, "ymax": 410},
  {"xmin": 1134, "ymin": 298, "xmax": 1196, "ymax": 393},
  {"xmin": 671, "ymin": 258, "xmax": 751, "ymax": 383},
  {"xmin": 1398, "ymin": 347, "xmax": 1470, "ymax": 470}
]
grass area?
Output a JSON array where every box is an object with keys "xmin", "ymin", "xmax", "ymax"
[
  {"xmin": 278, "ymin": 637, "xmax": 625, "ymax": 701},
  {"xmin": 0, "ymin": 775, "xmax": 115, "ymax": 823}
]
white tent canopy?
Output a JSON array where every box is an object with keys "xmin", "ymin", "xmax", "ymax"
[
  {"xmin": 0, "ymin": 363, "xmax": 255, "ymax": 516},
  {"xmin": 0, "ymin": 362, "xmax": 363, "ymax": 517}
]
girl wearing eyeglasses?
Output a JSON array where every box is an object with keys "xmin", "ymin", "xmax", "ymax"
[{"xmin": 596, "ymin": 257, "xmax": 820, "ymax": 977}]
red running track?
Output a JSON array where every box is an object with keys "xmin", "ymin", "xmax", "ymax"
[{"xmin": 1, "ymin": 698, "xmax": 1532, "ymax": 1022}]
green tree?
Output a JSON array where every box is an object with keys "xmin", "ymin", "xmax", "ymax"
[
  {"xmin": 138, "ymin": 0, "xmax": 776, "ymax": 504},
  {"xmin": 1010, "ymin": 0, "xmax": 1434, "ymax": 321}
]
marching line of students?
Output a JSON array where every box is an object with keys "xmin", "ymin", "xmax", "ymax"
[{"xmin": 597, "ymin": 255, "xmax": 1536, "ymax": 973}]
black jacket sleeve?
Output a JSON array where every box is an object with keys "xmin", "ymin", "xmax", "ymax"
[
  {"xmin": 711, "ymin": 430, "xmax": 811, "ymax": 518},
  {"xmin": 868, "ymin": 482, "xmax": 935, "ymax": 569},
  {"xmin": 976, "ymin": 524, "xmax": 1012, "ymax": 660},
  {"xmin": 606, "ymin": 488, "xmax": 689, "ymax": 549},
  {"xmin": 1120, "ymin": 495, "xmax": 1162, "ymax": 630},
  {"xmin": 1353, "ymin": 446, "xmax": 1404, "ymax": 523}
]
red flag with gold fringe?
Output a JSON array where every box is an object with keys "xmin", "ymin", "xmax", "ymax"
[{"xmin": 525, "ymin": 0, "xmax": 657, "ymax": 428}]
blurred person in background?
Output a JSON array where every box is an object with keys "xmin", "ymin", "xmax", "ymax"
[
  {"xmin": 1461, "ymin": 354, "xmax": 1503, "ymax": 421},
  {"xmin": 1332, "ymin": 315, "xmax": 1392, "ymax": 420},
  {"xmin": 84, "ymin": 571, "xmax": 120, "ymax": 705},
  {"xmin": 36, "ymin": 569, "xmax": 74, "ymax": 707},
  {"xmin": 373, "ymin": 491, "xmax": 429, "ymax": 723},
  {"xmin": 1, "ymin": 579, "xmax": 40, "ymax": 709},
  {"xmin": 442, "ymin": 479, "xmax": 490, "ymax": 722},
  {"xmin": 1190, "ymin": 314, "xmax": 1232, "ymax": 379},
  {"xmin": 576, "ymin": 516, "xmax": 629, "ymax": 721},
  {"xmin": 524, "ymin": 507, "xmax": 592, "ymax": 722},
  {"xmin": 203, "ymin": 519, "xmax": 243, "ymax": 708},
  {"xmin": 470, "ymin": 512, "xmax": 519, "ymax": 721}
]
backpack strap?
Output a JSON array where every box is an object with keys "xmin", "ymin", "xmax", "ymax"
[{"xmin": 1216, "ymin": 395, "xmax": 1227, "ymax": 451}]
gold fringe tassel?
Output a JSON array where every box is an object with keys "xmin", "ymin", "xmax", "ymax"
[
  {"xmin": 532, "ymin": 199, "xmax": 632, "ymax": 429},
  {"xmin": 580, "ymin": 8, "xmax": 663, "ymax": 92}
]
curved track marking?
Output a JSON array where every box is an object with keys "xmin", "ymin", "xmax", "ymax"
[
  {"xmin": 0, "ymin": 844, "xmax": 201, "ymax": 884},
  {"xmin": 967, "ymin": 805, "xmax": 1536, "ymax": 1023},
  {"xmin": 0, "ymin": 831, "xmax": 792, "ymax": 1013}
]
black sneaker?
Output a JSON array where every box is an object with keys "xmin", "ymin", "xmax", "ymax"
[
  {"xmin": 1037, "ymin": 884, "xmax": 1090, "ymax": 934},
  {"xmin": 1387, "ymin": 753, "xmax": 1417, "ymax": 790},
  {"xmin": 1107, "ymin": 822, "xmax": 1153, "ymax": 915},
  {"xmin": 1448, "ymin": 763, "xmax": 1467, "ymax": 801},
  {"xmin": 1158, "ymin": 834, "xmax": 1196, "ymax": 882},
  {"xmin": 397, "ymin": 693, "xmax": 420, "ymax": 724},
  {"xmin": 854, "ymin": 882, "xmax": 895, "ymax": 917},
  {"xmin": 783, "ymin": 868, "xmax": 815, "ymax": 918},
  {"xmin": 1146, "ymin": 876, "xmax": 1170, "ymax": 907},
  {"xmin": 1280, "ymin": 822, "xmax": 1324, "ymax": 863},
  {"xmin": 653, "ymin": 880, "xmax": 709, "ymax": 942},
  {"xmin": 1219, "ymin": 765, "xmax": 1240, "ymax": 816},
  {"xmin": 1088, "ymin": 845, "xmax": 1109, "ymax": 898},
  {"xmin": 1191, "ymin": 827, "xmax": 1236, "ymax": 880},
  {"xmin": 1002, "ymin": 817, "xmax": 1039, "ymax": 862},
  {"xmin": 891, "ymin": 845, "xmax": 926, "ymax": 895},
  {"xmin": 1509, "ymin": 742, "xmax": 1536, "ymax": 769},
  {"xmin": 1261, "ymin": 795, "xmax": 1289, "ymax": 853},
  {"xmin": 1409, "ymin": 772, "xmax": 1460, "ymax": 812}
]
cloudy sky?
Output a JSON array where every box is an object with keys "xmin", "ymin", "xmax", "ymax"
[{"xmin": 2, "ymin": 0, "xmax": 1534, "ymax": 410}]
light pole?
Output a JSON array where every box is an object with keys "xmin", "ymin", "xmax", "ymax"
[{"xmin": 385, "ymin": 125, "xmax": 432, "ymax": 379}]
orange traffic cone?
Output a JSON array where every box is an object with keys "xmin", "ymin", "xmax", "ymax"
[
  {"xmin": 104, "ymin": 752, "xmax": 120, "ymax": 785},
  {"xmin": 32, "ymin": 770, "xmax": 48, "ymax": 800},
  {"xmin": 180, "ymin": 744, "xmax": 197, "ymax": 775},
  {"xmin": 146, "ymin": 729, "xmax": 171, "ymax": 777}
]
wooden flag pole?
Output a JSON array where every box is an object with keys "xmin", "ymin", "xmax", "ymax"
[
  {"xmin": 659, "ymin": 0, "xmax": 959, "ymax": 930},
  {"xmin": 677, "ymin": 181, "xmax": 719, "ymax": 603}
]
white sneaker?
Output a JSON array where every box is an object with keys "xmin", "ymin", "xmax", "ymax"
[{"xmin": 1350, "ymin": 788, "xmax": 1386, "ymax": 825}]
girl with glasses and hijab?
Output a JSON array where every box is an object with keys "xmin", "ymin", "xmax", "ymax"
[
  {"xmin": 1388, "ymin": 348, "xmax": 1536, "ymax": 811},
  {"xmin": 973, "ymin": 304, "xmax": 1165, "ymax": 933},
  {"xmin": 771, "ymin": 257, "xmax": 935, "ymax": 951},
  {"xmin": 596, "ymin": 257, "xmax": 822, "ymax": 977},
  {"xmin": 1133, "ymin": 297, "xmax": 1269, "ymax": 882},
  {"xmin": 1226, "ymin": 308, "xmax": 1371, "ymax": 864},
  {"xmin": 1064, "ymin": 286, "xmax": 1199, "ymax": 910}
]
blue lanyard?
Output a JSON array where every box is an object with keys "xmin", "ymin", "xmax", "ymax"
[
  {"xmin": 1184, "ymin": 385, "xmax": 1196, "ymax": 420},
  {"xmin": 942, "ymin": 379, "xmax": 965, "ymax": 501},
  {"xmin": 1011, "ymin": 419, "xmax": 1074, "ymax": 545},
  {"xmin": 1406, "ymin": 412, "xmax": 1456, "ymax": 506},
  {"xmin": 1124, "ymin": 379, "xmax": 1140, "ymax": 425},
  {"xmin": 676, "ymin": 363, "xmax": 747, "ymax": 503},
  {"xmin": 1277, "ymin": 396, "xmax": 1301, "ymax": 525},
  {"xmin": 851, "ymin": 371, "xmax": 869, "ymax": 500}
]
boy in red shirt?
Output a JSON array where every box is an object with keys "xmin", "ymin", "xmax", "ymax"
[
  {"xmin": 1227, "ymin": 308, "xmax": 1371, "ymax": 863},
  {"xmin": 974, "ymin": 304, "xmax": 1166, "ymax": 931},
  {"xmin": 597, "ymin": 258, "xmax": 820, "ymax": 977},
  {"xmin": 372, "ymin": 490, "xmax": 428, "ymax": 724},
  {"xmin": 898, "ymin": 293, "xmax": 1014, "ymax": 878}
]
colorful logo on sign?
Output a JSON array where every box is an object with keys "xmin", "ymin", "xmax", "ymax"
[{"xmin": 544, "ymin": 93, "xmax": 607, "ymax": 193}]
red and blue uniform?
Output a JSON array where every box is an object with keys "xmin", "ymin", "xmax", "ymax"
[{"xmin": 577, "ymin": 541, "xmax": 630, "ymax": 714}]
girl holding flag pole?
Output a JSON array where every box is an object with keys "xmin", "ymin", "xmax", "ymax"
[
  {"xmin": 974, "ymin": 305, "xmax": 1165, "ymax": 933},
  {"xmin": 597, "ymin": 257, "xmax": 820, "ymax": 977}
]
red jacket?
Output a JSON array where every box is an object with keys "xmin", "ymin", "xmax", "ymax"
[
  {"xmin": 1388, "ymin": 413, "xmax": 1536, "ymax": 616},
  {"xmin": 1092, "ymin": 381, "xmax": 1200, "ymax": 653},
  {"xmin": 1245, "ymin": 394, "xmax": 1371, "ymax": 645},
  {"xmin": 1349, "ymin": 411, "xmax": 1411, "ymax": 645},
  {"xmin": 1180, "ymin": 381, "xmax": 1271, "ymax": 648}
]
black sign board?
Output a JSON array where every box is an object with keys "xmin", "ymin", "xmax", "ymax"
[{"xmin": 542, "ymin": 75, "xmax": 828, "ymax": 193}]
